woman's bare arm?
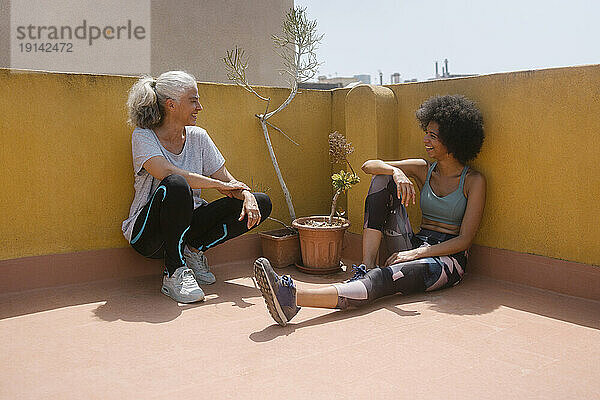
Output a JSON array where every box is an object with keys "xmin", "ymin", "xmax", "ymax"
[
  {"xmin": 210, "ymin": 165, "xmax": 262, "ymax": 229},
  {"xmin": 362, "ymin": 158, "xmax": 428, "ymax": 207},
  {"xmin": 361, "ymin": 159, "xmax": 427, "ymax": 182},
  {"xmin": 143, "ymin": 156, "xmax": 249, "ymax": 192},
  {"xmin": 210, "ymin": 165, "xmax": 249, "ymax": 200}
]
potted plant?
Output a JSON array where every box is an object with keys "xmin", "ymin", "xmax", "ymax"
[
  {"xmin": 257, "ymin": 218, "xmax": 300, "ymax": 268},
  {"xmin": 223, "ymin": 6, "xmax": 323, "ymax": 267},
  {"xmin": 292, "ymin": 132, "xmax": 360, "ymax": 274}
]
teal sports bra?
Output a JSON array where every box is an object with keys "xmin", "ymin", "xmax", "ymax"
[{"xmin": 420, "ymin": 162, "xmax": 468, "ymax": 226}]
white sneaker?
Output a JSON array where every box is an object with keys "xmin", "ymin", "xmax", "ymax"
[
  {"xmin": 161, "ymin": 266, "xmax": 205, "ymax": 303},
  {"xmin": 185, "ymin": 248, "xmax": 216, "ymax": 285}
]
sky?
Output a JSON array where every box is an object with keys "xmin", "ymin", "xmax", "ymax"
[{"xmin": 294, "ymin": 0, "xmax": 600, "ymax": 84}]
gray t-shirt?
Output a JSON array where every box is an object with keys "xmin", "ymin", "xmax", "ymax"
[{"xmin": 121, "ymin": 126, "xmax": 225, "ymax": 242}]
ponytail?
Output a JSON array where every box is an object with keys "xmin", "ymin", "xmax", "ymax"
[{"xmin": 126, "ymin": 76, "xmax": 162, "ymax": 128}]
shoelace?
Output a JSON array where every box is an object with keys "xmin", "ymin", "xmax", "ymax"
[
  {"xmin": 180, "ymin": 270, "xmax": 198, "ymax": 288},
  {"xmin": 280, "ymin": 275, "xmax": 294, "ymax": 288},
  {"xmin": 347, "ymin": 264, "xmax": 367, "ymax": 282},
  {"xmin": 188, "ymin": 252, "xmax": 209, "ymax": 272},
  {"xmin": 197, "ymin": 254, "xmax": 210, "ymax": 272}
]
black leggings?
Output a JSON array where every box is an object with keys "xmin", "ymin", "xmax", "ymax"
[{"xmin": 130, "ymin": 174, "xmax": 272, "ymax": 274}]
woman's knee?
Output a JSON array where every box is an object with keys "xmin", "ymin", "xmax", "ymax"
[
  {"xmin": 160, "ymin": 174, "xmax": 192, "ymax": 199},
  {"xmin": 363, "ymin": 267, "xmax": 396, "ymax": 300},
  {"xmin": 254, "ymin": 192, "xmax": 272, "ymax": 220},
  {"xmin": 334, "ymin": 267, "xmax": 394, "ymax": 308},
  {"xmin": 364, "ymin": 176, "xmax": 394, "ymax": 230},
  {"xmin": 368, "ymin": 174, "xmax": 393, "ymax": 193}
]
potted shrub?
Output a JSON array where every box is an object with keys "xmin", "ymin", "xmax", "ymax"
[
  {"xmin": 223, "ymin": 6, "xmax": 323, "ymax": 268},
  {"xmin": 292, "ymin": 132, "xmax": 360, "ymax": 274}
]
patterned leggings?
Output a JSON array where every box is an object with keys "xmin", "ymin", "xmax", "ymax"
[{"xmin": 334, "ymin": 175, "xmax": 467, "ymax": 309}]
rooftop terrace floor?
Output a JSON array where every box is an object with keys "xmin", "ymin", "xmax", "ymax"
[{"xmin": 1, "ymin": 258, "xmax": 599, "ymax": 399}]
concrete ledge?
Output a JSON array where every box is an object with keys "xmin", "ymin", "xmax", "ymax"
[
  {"xmin": 2, "ymin": 232, "xmax": 598, "ymax": 301},
  {"xmin": 0, "ymin": 234, "xmax": 262, "ymax": 295},
  {"xmin": 469, "ymin": 245, "xmax": 600, "ymax": 301}
]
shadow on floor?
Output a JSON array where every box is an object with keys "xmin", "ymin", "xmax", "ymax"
[
  {"xmin": 1, "ymin": 260, "xmax": 598, "ymax": 331},
  {"xmin": 249, "ymin": 272, "xmax": 600, "ymax": 342},
  {"xmin": 91, "ymin": 277, "xmax": 262, "ymax": 323},
  {"xmin": 0, "ymin": 261, "xmax": 260, "ymax": 323}
]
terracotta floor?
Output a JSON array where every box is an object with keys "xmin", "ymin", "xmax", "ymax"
[{"xmin": 1, "ymin": 259, "xmax": 599, "ymax": 400}]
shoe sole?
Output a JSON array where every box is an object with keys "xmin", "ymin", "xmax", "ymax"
[
  {"xmin": 160, "ymin": 286, "xmax": 205, "ymax": 303},
  {"xmin": 253, "ymin": 259, "xmax": 287, "ymax": 326}
]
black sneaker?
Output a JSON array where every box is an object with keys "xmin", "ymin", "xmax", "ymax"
[{"xmin": 253, "ymin": 257, "xmax": 300, "ymax": 326}]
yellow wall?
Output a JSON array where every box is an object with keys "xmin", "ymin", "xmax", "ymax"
[
  {"xmin": 358, "ymin": 65, "xmax": 599, "ymax": 266},
  {"xmin": 0, "ymin": 69, "xmax": 332, "ymax": 260},
  {"xmin": 2, "ymin": 65, "xmax": 599, "ymax": 266}
]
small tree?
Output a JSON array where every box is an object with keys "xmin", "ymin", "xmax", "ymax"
[
  {"xmin": 223, "ymin": 6, "xmax": 323, "ymax": 222},
  {"xmin": 328, "ymin": 131, "xmax": 360, "ymax": 225}
]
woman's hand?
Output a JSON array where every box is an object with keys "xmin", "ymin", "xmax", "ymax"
[
  {"xmin": 392, "ymin": 168, "xmax": 416, "ymax": 207},
  {"xmin": 239, "ymin": 191, "xmax": 261, "ymax": 229},
  {"xmin": 218, "ymin": 180, "xmax": 251, "ymax": 194},
  {"xmin": 385, "ymin": 249, "xmax": 420, "ymax": 266}
]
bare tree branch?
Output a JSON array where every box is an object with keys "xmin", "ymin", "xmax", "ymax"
[
  {"xmin": 222, "ymin": 6, "xmax": 323, "ymax": 221},
  {"xmin": 223, "ymin": 47, "xmax": 270, "ymax": 102},
  {"xmin": 265, "ymin": 121, "xmax": 300, "ymax": 146}
]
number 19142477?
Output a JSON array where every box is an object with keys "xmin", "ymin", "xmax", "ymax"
[{"xmin": 19, "ymin": 42, "xmax": 73, "ymax": 53}]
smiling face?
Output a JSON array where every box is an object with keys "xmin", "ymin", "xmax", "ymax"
[
  {"xmin": 166, "ymin": 86, "xmax": 202, "ymax": 126},
  {"xmin": 423, "ymin": 121, "xmax": 449, "ymax": 160}
]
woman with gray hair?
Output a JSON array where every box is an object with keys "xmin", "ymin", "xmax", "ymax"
[{"xmin": 122, "ymin": 71, "xmax": 271, "ymax": 303}]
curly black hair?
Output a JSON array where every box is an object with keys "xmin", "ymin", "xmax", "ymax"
[{"xmin": 415, "ymin": 94, "xmax": 484, "ymax": 165}]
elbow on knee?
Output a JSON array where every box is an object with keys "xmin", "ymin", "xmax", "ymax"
[
  {"xmin": 162, "ymin": 174, "xmax": 190, "ymax": 190},
  {"xmin": 159, "ymin": 174, "xmax": 193, "ymax": 202}
]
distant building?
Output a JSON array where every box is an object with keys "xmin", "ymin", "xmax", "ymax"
[
  {"xmin": 353, "ymin": 74, "xmax": 371, "ymax": 84},
  {"xmin": 429, "ymin": 59, "xmax": 477, "ymax": 81},
  {"xmin": 316, "ymin": 75, "xmax": 357, "ymax": 86},
  {"xmin": 1, "ymin": 0, "xmax": 293, "ymax": 86},
  {"xmin": 390, "ymin": 72, "xmax": 401, "ymax": 84},
  {"xmin": 314, "ymin": 74, "xmax": 371, "ymax": 88},
  {"xmin": 298, "ymin": 82, "xmax": 343, "ymax": 90}
]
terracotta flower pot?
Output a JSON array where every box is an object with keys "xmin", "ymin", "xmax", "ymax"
[
  {"xmin": 292, "ymin": 216, "xmax": 350, "ymax": 274},
  {"xmin": 257, "ymin": 228, "xmax": 301, "ymax": 268}
]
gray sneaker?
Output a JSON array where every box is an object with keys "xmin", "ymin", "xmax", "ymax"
[
  {"xmin": 253, "ymin": 257, "xmax": 300, "ymax": 326},
  {"xmin": 184, "ymin": 248, "xmax": 216, "ymax": 285},
  {"xmin": 161, "ymin": 266, "xmax": 205, "ymax": 303}
]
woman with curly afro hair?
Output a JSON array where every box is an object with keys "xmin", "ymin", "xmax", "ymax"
[{"xmin": 253, "ymin": 95, "xmax": 486, "ymax": 327}]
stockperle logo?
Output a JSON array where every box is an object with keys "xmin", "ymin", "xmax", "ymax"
[{"xmin": 10, "ymin": 0, "xmax": 150, "ymax": 75}]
